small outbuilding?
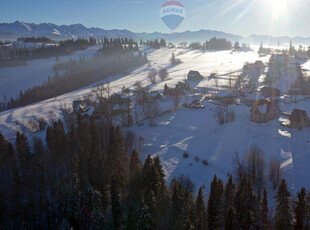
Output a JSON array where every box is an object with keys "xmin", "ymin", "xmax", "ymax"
[
  {"xmin": 250, "ymin": 100, "xmax": 280, "ymax": 123},
  {"xmin": 260, "ymin": 87, "xmax": 281, "ymax": 98},
  {"xmin": 150, "ymin": 91, "xmax": 163, "ymax": 101},
  {"xmin": 289, "ymin": 109, "xmax": 310, "ymax": 129},
  {"xmin": 187, "ymin": 70, "xmax": 203, "ymax": 81}
]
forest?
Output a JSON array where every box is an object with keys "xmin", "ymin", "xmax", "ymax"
[
  {"xmin": 188, "ymin": 37, "xmax": 233, "ymax": 51},
  {"xmin": 4, "ymin": 39, "xmax": 147, "ymax": 110},
  {"xmin": 17, "ymin": 36, "xmax": 53, "ymax": 43},
  {"xmin": 0, "ymin": 37, "xmax": 97, "ymax": 68},
  {"xmin": 0, "ymin": 116, "xmax": 309, "ymax": 229}
]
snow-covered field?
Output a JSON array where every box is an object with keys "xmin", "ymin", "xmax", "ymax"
[
  {"xmin": 0, "ymin": 46, "xmax": 309, "ymax": 195},
  {"xmin": 0, "ymin": 45, "xmax": 102, "ymax": 99}
]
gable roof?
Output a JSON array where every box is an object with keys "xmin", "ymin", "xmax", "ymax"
[
  {"xmin": 251, "ymin": 100, "xmax": 279, "ymax": 114},
  {"xmin": 188, "ymin": 70, "xmax": 201, "ymax": 74}
]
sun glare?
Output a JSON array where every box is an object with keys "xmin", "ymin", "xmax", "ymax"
[{"xmin": 266, "ymin": 0, "xmax": 290, "ymax": 16}]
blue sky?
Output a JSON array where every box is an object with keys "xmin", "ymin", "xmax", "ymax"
[{"xmin": 1, "ymin": 0, "xmax": 310, "ymax": 37}]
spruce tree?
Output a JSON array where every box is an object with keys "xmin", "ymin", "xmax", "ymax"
[
  {"xmin": 88, "ymin": 116, "xmax": 104, "ymax": 191},
  {"xmin": 305, "ymin": 192, "xmax": 310, "ymax": 230},
  {"xmin": 129, "ymin": 149, "xmax": 142, "ymax": 175},
  {"xmin": 224, "ymin": 176, "xmax": 235, "ymax": 222},
  {"xmin": 0, "ymin": 132, "xmax": 6, "ymax": 154},
  {"xmin": 128, "ymin": 150, "xmax": 143, "ymax": 207},
  {"xmin": 69, "ymin": 124, "xmax": 79, "ymax": 157},
  {"xmin": 195, "ymin": 187, "xmax": 207, "ymax": 229},
  {"xmin": 261, "ymin": 188, "xmax": 269, "ymax": 230},
  {"xmin": 108, "ymin": 126, "xmax": 128, "ymax": 194},
  {"xmin": 294, "ymin": 187, "xmax": 307, "ymax": 230},
  {"xmin": 0, "ymin": 132, "xmax": 7, "ymax": 170},
  {"xmin": 139, "ymin": 206, "xmax": 155, "ymax": 230},
  {"xmin": 225, "ymin": 206, "xmax": 236, "ymax": 230},
  {"xmin": 234, "ymin": 175, "xmax": 258, "ymax": 229},
  {"xmin": 184, "ymin": 217, "xmax": 195, "ymax": 230},
  {"xmin": 207, "ymin": 175, "xmax": 224, "ymax": 230},
  {"xmin": 110, "ymin": 177, "xmax": 123, "ymax": 230},
  {"xmin": 126, "ymin": 207, "xmax": 139, "ymax": 230},
  {"xmin": 274, "ymin": 178, "xmax": 292, "ymax": 230},
  {"xmin": 46, "ymin": 126, "xmax": 55, "ymax": 152},
  {"xmin": 152, "ymin": 156, "xmax": 170, "ymax": 229},
  {"xmin": 16, "ymin": 131, "xmax": 31, "ymax": 175},
  {"xmin": 171, "ymin": 180, "xmax": 186, "ymax": 230}
]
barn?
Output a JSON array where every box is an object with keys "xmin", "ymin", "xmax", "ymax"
[{"xmin": 289, "ymin": 109, "xmax": 310, "ymax": 129}]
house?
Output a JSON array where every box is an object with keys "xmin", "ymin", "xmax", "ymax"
[
  {"xmin": 289, "ymin": 109, "xmax": 310, "ymax": 129},
  {"xmin": 81, "ymin": 106, "xmax": 95, "ymax": 118},
  {"xmin": 111, "ymin": 93, "xmax": 131, "ymax": 104},
  {"xmin": 73, "ymin": 100, "xmax": 86, "ymax": 113},
  {"xmin": 250, "ymin": 100, "xmax": 280, "ymax": 123},
  {"xmin": 72, "ymin": 100, "xmax": 96, "ymax": 119},
  {"xmin": 187, "ymin": 70, "xmax": 203, "ymax": 81},
  {"xmin": 150, "ymin": 91, "xmax": 163, "ymax": 101},
  {"xmin": 176, "ymin": 81, "xmax": 190, "ymax": 91},
  {"xmin": 260, "ymin": 87, "xmax": 281, "ymax": 98}
]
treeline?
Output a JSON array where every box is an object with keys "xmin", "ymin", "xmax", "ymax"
[
  {"xmin": 98, "ymin": 37, "xmax": 139, "ymax": 53},
  {"xmin": 141, "ymin": 38, "xmax": 167, "ymax": 49},
  {"xmin": 0, "ymin": 37, "xmax": 97, "ymax": 68},
  {"xmin": 6, "ymin": 51, "xmax": 147, "ymax": 109},
  {"xmin": 0, "ymin": 118, "xmax": 308, "ymax": 229},
  {"xmin": 17, "ymin": 36, "xmax": 53, "ymax": 43},
  {"xmin": 259, "ymin": 41, "xmax": 310, "ymax": 57},
  {"xmin": 189, "ymin": 37, "xmax": 233, "ymax": 51}
]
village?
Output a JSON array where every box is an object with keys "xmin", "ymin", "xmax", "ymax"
[
  {"xmin": 69, "ymin": 52, "xmax": 310, "ymax": 132},
  {"xmin": 1, "ymin": 45, "xmax": 310, "ymax": 193}
]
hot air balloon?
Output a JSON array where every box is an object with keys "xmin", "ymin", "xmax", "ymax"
[{"xmin": 160, "ymin": 1, "xmax": 186, "ymax": 31}]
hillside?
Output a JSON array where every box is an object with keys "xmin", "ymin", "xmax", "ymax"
[{"xmin": 1, "ymin": 46, "xmax": 310, "ymax": 196}]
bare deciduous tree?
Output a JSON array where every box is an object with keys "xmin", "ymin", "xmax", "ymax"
[
  {"xmin": 48, "ymin": 110, "xmax": 56, "ymax": 123},
  {"xmin": 59, "ymin": 100, "xmax": 70, "ymax": 121},
  {"xmin": 158, "ymin": 68, "xmax": 169, "ymax": 81},
  {"xmin": 213, "ymin": 71, "xmax": 219, "ymax": 93},
  {"xmin": 270, "ymin": 158, "xmax": 282, "ymax": 190},
  {"xmin": 244, "ymin": 145, "xmax": 265, "ymax": 188},
  {"xmin": 233, "ymin": 151, "xmax": 244, "ymax": 183},
  {"xmin": 148, "ymin": 69, "xmax": 157, "ymax": 84},
  {"xmin": 92, "ymin": 81, "xmax": 111, "ymax": 103},
  {"xmin": 173, "ymin": 89, "xmax": 181, "ymax": 110}
]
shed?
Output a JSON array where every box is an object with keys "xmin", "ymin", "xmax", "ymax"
[
  {"xmin": 187, "ymin": 70, "xmax": 203, "ymax": 81},
  {"xmin": 289, "ymin": 109, "xmax": 310, "ymax": 129},
  {"xmin": 260, "ymin": 87, "xmax": 281, "ymax": 98}
]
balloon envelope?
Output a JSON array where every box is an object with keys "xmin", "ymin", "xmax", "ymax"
[{"xmin": 160, "ymin": 1, "xmax": 186, "ymax": 31}]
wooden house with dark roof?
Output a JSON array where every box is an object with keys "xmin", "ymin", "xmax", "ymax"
[
  {"xmin": 250, "ymin": 100, "xmax": 280, "ymax": 123},
  {"xmin": 187, "ymin": 70, "xmax": 203, "ymax": 81},
  {"xmin": 289, "ymin": 109, "xmax": 310, "ymax": 129}
]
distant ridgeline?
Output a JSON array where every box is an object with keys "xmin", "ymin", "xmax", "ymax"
[
  {"xmin": 5, "ymin": 39, "xmax": 147, "ymax": 110},
  {"xmin": 0, "ymin": 37, "xmax": 97, "ymax": 68}
]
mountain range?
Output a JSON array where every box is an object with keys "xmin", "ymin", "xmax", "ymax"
[{"xmin": 1, "ymin": 21, "xmax": 310, "ymax": 46}]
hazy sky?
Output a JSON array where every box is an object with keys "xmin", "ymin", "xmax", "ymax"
[{"xmin": 1, "ymin": 0, "xmax": 310, "ymax": 37}]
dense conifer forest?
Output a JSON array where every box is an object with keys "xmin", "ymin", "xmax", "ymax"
[
  {"xmin": 0, "ymin": 37, "xmax": 97, "ymax": 68},
  {"xmin": 0, "ymin": 116, "xmax": 309, "ymax": 229}
]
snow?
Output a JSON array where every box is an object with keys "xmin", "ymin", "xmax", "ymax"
[{"xmin": 0, "ymin": 46, "xmax": 309, "ymax": 195}]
